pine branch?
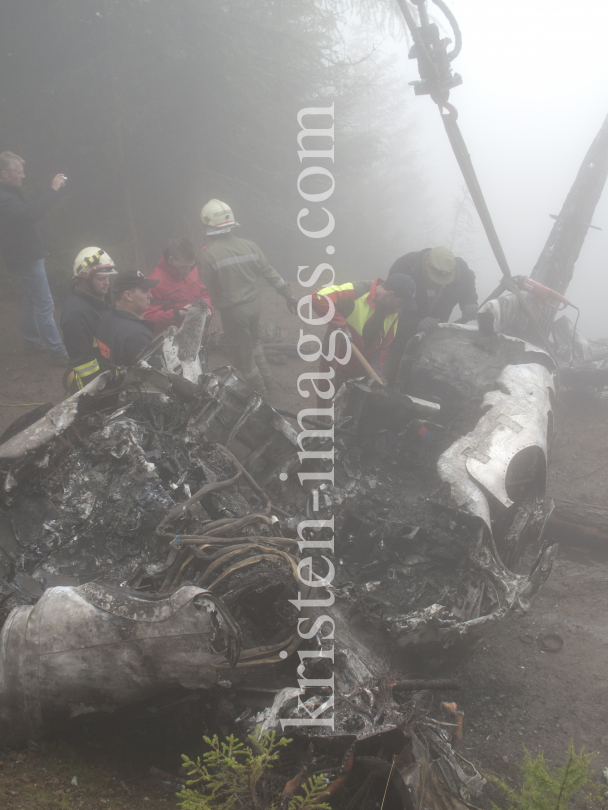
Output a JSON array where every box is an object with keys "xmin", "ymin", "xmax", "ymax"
[{"xmin": 554, "ymin": 749, "xmax": 573, "ymax": 810}]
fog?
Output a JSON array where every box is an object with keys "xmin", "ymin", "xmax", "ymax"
[
  {"xmin": 401, "ymin": 0, "xmax": 608, "ymax": 336},
  {"xmin": 1, "ymin": 0, "xmax": 608, "ymax": 338}
]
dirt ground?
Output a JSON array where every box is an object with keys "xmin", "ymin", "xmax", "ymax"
[
  {"xmin": 455, "ymin": 389, "xmax": 608, "ymax": 802},
  {"xmin": 1, "ymin": 289, "xmax": 608, "ymax": 807}
]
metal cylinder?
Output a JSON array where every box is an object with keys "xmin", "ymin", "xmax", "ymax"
[{"xmin": 0, "ymin": 583, "xmax": 229, "ymax": 745}]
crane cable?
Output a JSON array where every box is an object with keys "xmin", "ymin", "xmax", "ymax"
[{"xmin": 395, "ymin": 0, "xmax": 559, "ymax": 369}]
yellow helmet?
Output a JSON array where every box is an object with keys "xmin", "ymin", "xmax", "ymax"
[
  {"xmin": 73, "ymin": 247, "xmax": 117, "ymax": 279},
  {"xmin": 200, "ymin": 199, "xmax": 238, "ymax": 233}
]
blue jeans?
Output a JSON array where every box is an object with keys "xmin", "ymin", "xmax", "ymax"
[{"xmin": 20, "ymin": 259, "xmax": 67, "ymax": 357}]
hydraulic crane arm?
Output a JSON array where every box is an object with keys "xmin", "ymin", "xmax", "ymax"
[{"xmin": 395, "ymin": 0, "xmax": 558, "ymax": 363}]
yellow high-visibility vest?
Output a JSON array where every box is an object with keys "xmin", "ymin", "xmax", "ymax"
[{"xmin": 318, "ymin": 282, "xmax": 399, "ymax": 343}]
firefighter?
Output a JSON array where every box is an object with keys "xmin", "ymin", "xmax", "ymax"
[
  {"xmin": 310, "ymin": 274, "xmax": 417, "ymax": 401},
  {"xmin": 144, "ymin": 237, "xmax": 213, "ymax": 335},
  {"xmin": 60, "ymin": 247, "xmax": 117, "ymax": 394},
  {"xmin": 384, "ymin": 247, "xmax": 478, "ymax": 386},
  {"xmin": 200, "ymin": 199, "xmax": 297, "ymax": 398},
  {"xmin": 96, "ymin": 270, "xmax": 159, "ymax": 369}
]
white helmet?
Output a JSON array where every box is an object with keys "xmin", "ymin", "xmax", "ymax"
[
  {"xmin": 200, "ymin": 199, "xmax": 238, "ymax": 233},
  {"xmin": 73, "ymin": 247, "xmax": 117, "ymax": 279}
]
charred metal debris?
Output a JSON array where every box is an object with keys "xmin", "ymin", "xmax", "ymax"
[{"xmin": 0, "ymin": 314, "xmax": 558, "ymax": 808}]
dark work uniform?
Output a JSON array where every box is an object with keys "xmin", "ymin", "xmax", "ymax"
[
  {"xmin": 96, "ymin": 307, "xmax": 155, "ymax": 369},
  {"xmin": 385, "ymin": 249, "xmax": 478, "ymax": 386},
  {"xmin": 201, "ymin": 232, "xmax": 292, "ymax": 394},
  {"xmin": 0, "ymin": 184, "xmax": 57, "ymax": 271},
  {"xmin": 0, "ymin": 183, "xmax": 67, "ymax": 356},
  {"xmin": 60, "ymin": 288, "xmax": 109, "ymax": 392},
  {"xmin": 388, "ymin": 249, "xmax": 477, "ymax": 322}
]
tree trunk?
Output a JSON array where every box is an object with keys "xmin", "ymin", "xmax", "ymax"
[
  {"xmin": 530, "ymin": 112, "xmax": 608, "ymax": 330},
  {"xmin": 549, "ymin": 497, "xmax": 608, "ymax": 542}
]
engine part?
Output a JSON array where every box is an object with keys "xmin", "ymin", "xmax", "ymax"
[{"xmin": 0, "ymin": 583, "xmax": 239, "ymax": 745}]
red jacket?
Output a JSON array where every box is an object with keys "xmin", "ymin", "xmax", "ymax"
[{"xmin": 143, "ymin": 256, "xmax": 213, "ymax": 334}]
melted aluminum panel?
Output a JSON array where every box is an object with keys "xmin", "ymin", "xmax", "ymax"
[{"xmin": 438, "ymin": 362, "xmax": 554, "ymax": 525}]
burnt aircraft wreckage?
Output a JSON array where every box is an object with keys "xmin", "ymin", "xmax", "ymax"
[
  {"xmin": 3, "ymin": 0, "xmax": 607, "ymax": 804},
  {"xmin": 0, "ymin": 299, "xmax": 557, "ymax": 808}
]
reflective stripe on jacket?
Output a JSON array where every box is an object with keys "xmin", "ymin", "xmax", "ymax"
[
  {"xmin": 64, "ymin": 348, "xmax": 107, "ymax": 394},
  {"xmin": 311, "ymin": 278, "xmax": 399, "ymax": 370},
  {"xmin": 65, "ymin": 362, "xmax": 99, "ymax": 393},
  {"xmin": 73, "ymin": 355, "xmax": 100, "ymax": 378},
  {"xmin": 60, "ymin": 287, "xmax": 109, "ymax": 388},
  {"xmin": 201, "ymin": 233, "xmax": 287, "ymax": 310}
]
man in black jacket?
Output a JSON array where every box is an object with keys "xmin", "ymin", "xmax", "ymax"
[
  {"xmin": 388, "ymin": 247, "xmax": 478, "ymax": 327},
  {"xmin": 384, "ymin": 247, "xmax": 479, "ymax": 386},
  {"xmin": 96, "ymin": 270, "xmax": 159, "ymax": 369},
  {"xmin": 61, "ymin": 247, "xmax": 117, "ymax": 393},
  {"xmin": 0, "ymin": 151, "xmax": 68, "ymax": 365}
]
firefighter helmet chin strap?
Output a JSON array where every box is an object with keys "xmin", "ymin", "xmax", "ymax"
[{"xmin": 395, "ymin": 0, "xmax": 559, "ymax": 369}]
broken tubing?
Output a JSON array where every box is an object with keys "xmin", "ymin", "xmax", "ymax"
[
  {"xmin": 0, "ymin": 317, "xmax": 556, "ymax": 810},
  {"xmin": 0, "ymin": 124, "xmax": 584, "ymax": 797}
]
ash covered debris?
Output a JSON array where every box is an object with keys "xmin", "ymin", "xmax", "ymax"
[
  {"xmin": 0, "ymin": 363, "xmax": 304, "ymax": 751},
  {"xmin": 233, "ymin": 689, "xmax": 485, "ymax": 810},
  {"xmin": 0, "ymin": 319, "xmax": 558, "ymax": 807},
  {"xmin": 479, "ymin": 289, "xmax": 608, "ymax": 395},
  {"xmin": 0, "ymin": 583, "xmax": 239, "ymax": 745},
  {"xmin": 293, "ymin": 324, "xmax": 557, "ymax": 662},
  {"xmin": 0, "ymin": 364, "xmax": 298, "ymax": 619},
  {"xmin": 550, "ymin": 312, "xmax": 608, "ymax": 393}
]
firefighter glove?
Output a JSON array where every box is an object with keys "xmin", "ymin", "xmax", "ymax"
[{"xmin": 286, "ymin": 295, "xmax": 298, "ymax": 314}]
